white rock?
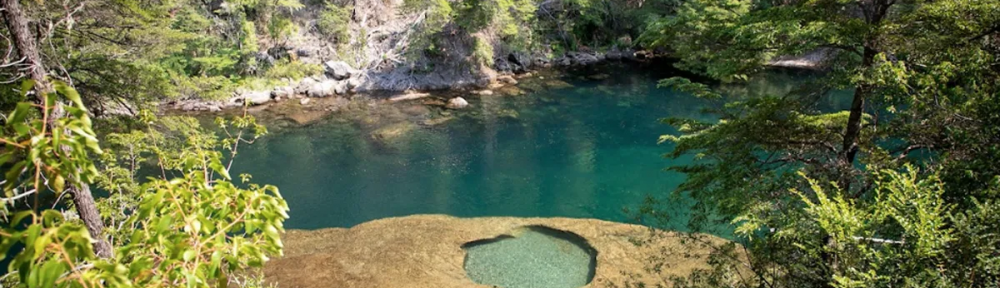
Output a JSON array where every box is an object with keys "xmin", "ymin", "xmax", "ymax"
[
  {"xmin": 446, "ymin": 97, "xmax": 469, "ymax": 109},
  {"xmin": 300, "ymin": 98, "xmax": 311, "ymax": 105},
  {"xmin": 308, "ymin": 80, "xmax": 338, "ymax": 98},
  {"xmin": 242, "ymin": 90, "xmax": 273, "ymax": 105},
  {"xmin": 333, "ymin": 81, "xmax": 348, "ymax": 95},
  {"xmin": 272, "ymin": 86, "xmax": 294, "ymax": 99},
  {"xmin": 295, "ymin": 77, "xmax": 318, "ymax": 94}
]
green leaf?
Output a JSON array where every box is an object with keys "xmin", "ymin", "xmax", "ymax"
[
  {"xmin": 9, "ymin": 102, "xmax": 32, "ymax": 124},
  {"xmin": 19, "ymin": 79, "xmax": 35, "ymax": 98},
  {"xmin": 54, "ymin": 81, "xmax": 85, "ymax": 108}
]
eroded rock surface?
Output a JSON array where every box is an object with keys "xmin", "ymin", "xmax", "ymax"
[{"xmin": 265, "ymin": 215, "xmax": 734, "ymax": 288}]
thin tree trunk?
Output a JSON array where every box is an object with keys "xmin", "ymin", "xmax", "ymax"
[
  {"xmin": 1, "ymin": 0, "xmax": 113, "ymax": 259},
  {"xmin": 71, "ymin": 184, "xmax": 114, "ymax": 258}
]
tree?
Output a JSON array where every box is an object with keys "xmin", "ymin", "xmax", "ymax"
[
  {"xmin": 2, "ymin": 0, "xmax": 114, "ymax": 258},
  {"xmin": 639, "ymin": 0, "xmax": 1000, "ymax": 286},
  {"xmin": 0, "ymin": 82, "xmax": 289, "ymax": 287}
]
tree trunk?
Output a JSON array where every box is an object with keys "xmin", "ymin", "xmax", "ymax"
[
  {"xmin": 71, "ymin": 184, "xmax": 114, "ymax": 258},
  {"xmin": 837, "ymin": 47, "xmax": 874, "ymax": 193},
  {"xmin": 0, "ymin": 0, "xmax": 46, "ymax": 91},
  {"xmin": 1, "ymin": 0, "xmax": 113, "ymax": 259}
]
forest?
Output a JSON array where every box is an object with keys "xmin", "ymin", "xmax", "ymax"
[{"xmin": 1, "ymin": 0, "xmax": 999, "ymax": 287}]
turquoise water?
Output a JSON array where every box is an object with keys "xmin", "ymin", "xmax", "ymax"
[
  {"xmin": 462, "ymin": 226, "xmax": 597, "ymax": 288},
  {"xmin": 229, "ymin": 64, "xmax": 829, "ymax": 230}
]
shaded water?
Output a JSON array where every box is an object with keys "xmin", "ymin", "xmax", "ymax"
[{"xmin": 229, "ymin": 64, "xmax": 837, "ymax": 230}]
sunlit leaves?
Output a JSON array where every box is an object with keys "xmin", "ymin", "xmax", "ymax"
[{"xmin": 1, "ymin": 83, "xmax": 288, "ymax": 287}]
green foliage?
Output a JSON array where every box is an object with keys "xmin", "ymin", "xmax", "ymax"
[
  {"xmin": 316, "ymin": 4, "xmax": 352, "ymax": 44},
  {"xmin": 263, "ymin": 59, "xmax": 324, "ymax": 80},
  {"xmin": 642, "ymin": 0, "xmax": 1000, "ymax": 287},
  {"xmin": 5, "ymin": 0, "xmax": 311, "ymax": 106},
  {"xmin": 471, "ymin": 38, "xmax": 495, "ymax": 67},
  {"xmin": 533, "ymin": 0, "xmax": 680, "ymax": 51},
  {"xmin": 1, "ymin": 82, "xmax": 288, "ymax": 287}
]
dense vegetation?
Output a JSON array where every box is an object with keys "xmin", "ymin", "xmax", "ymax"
[
  {"xmin": 2, "ymin": 0, "xmax": 999, "ymax": 287},
  {"xmin": 640, "ymin": 0, "xmax": 1000, "ymax": 287}
]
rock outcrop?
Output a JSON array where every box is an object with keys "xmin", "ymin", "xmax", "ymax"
[{"xmin": 264, "ymin": 215, "xmax": 736, "ymax": 288}]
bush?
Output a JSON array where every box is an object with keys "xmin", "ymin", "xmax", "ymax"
[
  {"xmin": 317, "ymin": 4, "xmax": 352, "ymax": 44},
  {"xmin": 263, "ymin": 59, "xmax": 324, "ymax": 79}
]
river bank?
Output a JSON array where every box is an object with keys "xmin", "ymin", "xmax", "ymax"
[{"xmin": 164, "ymin": 49, "xmax": 661, "ymax": 113}]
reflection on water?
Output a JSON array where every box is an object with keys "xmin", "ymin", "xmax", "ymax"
[{"xmin": 228, "ymin": 64, "xmax": 837, "ymax": 230}]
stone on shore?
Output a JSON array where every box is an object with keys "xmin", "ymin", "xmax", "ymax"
[
  {"xmin": 324, "ymin": 61, "xmax": 359, "ymax": 80},
  {"xmin": 240, "ymin": 90, "xmax": 273, "ymax": 105},
  {"xmin": 308, "ymin": 80, "xmax": 339, "ymax": 98}
]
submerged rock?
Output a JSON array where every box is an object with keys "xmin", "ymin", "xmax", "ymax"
[
  {"xmin": 496, "ymin": 75, "xmax": 518, "ymax": 85},
  {"xmin": 445, "ymin": 97, "xmax": 469, "ymax": 109},
  {"xmin": 370, "ymin": 121, "xmax": 417, "ymax": 143},
  {"xmin": 264, "ymin": 215, "xmax": 739, "ymax": 288},
  {"xmin": 388, "ymin": 92, "xmax": 431, "ymax": 103},
  {"xmin": 421, "ymin": 116, "xmax": 453, "ymax": 126},
  {"xmin": 471, "ymin": 89, "xmax": 494, "ymax": 96}
]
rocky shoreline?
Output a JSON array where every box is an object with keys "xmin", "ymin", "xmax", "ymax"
[
  {"xmin": 166, "ymin": 49, "xmax": 653, "ymax": 113},
  {"xmin": 264, "ymin": 215, "xmax": 739, "ymax": 288}
]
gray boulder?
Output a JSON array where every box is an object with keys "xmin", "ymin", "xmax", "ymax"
[
  {"xmin": 333, "ymin": 81, "xmax": 348, "ymax": 95},
  {"xmin": 324, "ymin": 61, "xmax": 359, "ymax": 80},
  {"xmin": 241, "ymin": 90, "xmax": 273, "ymax": 105},
  {"xmin": 272, "ymin": 86, "xmax": 295, "ymax": 99},
  {"xmin": 569, "ymin": 52, "xmax": 600, "ymax": 65},
  {"xmin": 606, "ymin": 49, "xmax": 622, "ymax": 60},
  {"xmin": 308, "ymin": 80, "xmax": 338, "ymax": 98},
  {"xmin": 295, "ymin": 78, "xmax": 318, "ymax": 94}
]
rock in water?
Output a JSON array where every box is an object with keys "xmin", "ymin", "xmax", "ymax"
[
  {"xmin": 324, "ymin": 61, "xmax": 358, "ymax": 80},
  {"xmin": 370, "ymin": 122, "xmax": 417, "ymax": 143},
  {"xmin": 496, "ymin": 75, "xmax": 518, "ymax": 85},
  {"xmin": 299, "ymin": 98, "xmax": 311, "ymax": 105},
  {"xmin": 446, "ymin": 97, "xmax": 469, "ymax": 109}
]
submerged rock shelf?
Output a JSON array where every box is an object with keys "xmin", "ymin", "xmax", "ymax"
[
  {"xmin": 463, "ymin": 226, "xmax": 597, "ymax": 288},
  {"xmin": 264, "ymin": 215, "xmax": 735, "ymax": 288}
]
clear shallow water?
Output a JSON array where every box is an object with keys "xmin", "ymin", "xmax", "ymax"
[
  {"xmin": 462, "ymin": 226, "xmax": 597, "ymax": 288},
  {"xmin": 229, "ymin": 64, "xmax": 829, "ymax": 230}
]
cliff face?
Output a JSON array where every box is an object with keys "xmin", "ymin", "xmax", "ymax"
[
  {"xmin": 264, "ymin": 215, "xmax": 739, "ymax": 288},
  {"xmin": 261, "ymin": 0, "xmax": 624, "ymax": 92}
]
